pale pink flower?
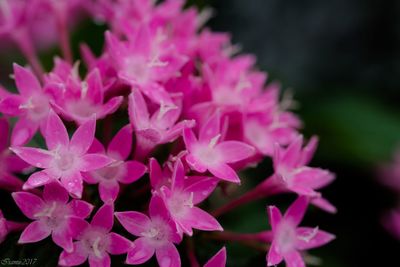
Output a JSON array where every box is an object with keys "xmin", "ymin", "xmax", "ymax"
[
  {"xmin": 82, "ymin": 124, "xmax": 147, "ymax": 202},
  {"xmin": 183, "ymin": 111, "xmax": 255, "ymax": 183},
  {"xmin": 204, "ymin": 247, "xmax": 227, "ymax": 267},
  {"xmin": 59, "ymin": 204, "xmax": 131, "ymax": 267},
  {"xmin": 0, "ymin": 118, "xmax": 27, "ymax": 191},
  {"xmin": 46, "ymin": 64, "xmax": 123, "ymax": 125},
  {"xmin": 0, "ymin": 209, "xmax": 26, "ymax": 244},
  {"xmin": 128, "ymin": 89, "xmax": 195, "ymax": 159},
  {"xmin": 157, "ymin": 159, "xmax": 222, "ymax": 236},
  {"xmin": 11, "ymin": 111, "xmax": 114, "ymax": 198},
  {"xmin": 12, "ymin": 182, "xmax": 93, "ymax": 252},
  {"xmin": 115, "ymin": 195, "xmax": 182, "ymax": 267},
  {"xmin": 0, "ymin": 64, "xmax": 51, "ymax": 145},
  {"xmin": 266, "ymin": 196, "xmax": 335, "ymax": 267}
]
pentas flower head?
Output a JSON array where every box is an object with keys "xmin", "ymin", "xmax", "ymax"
[
  {"xmin": 0, "ymin": 209, "xmax": 26, "ymax": 244},
  {"xmin": 156, "ymin": 158, "xmax": 222, "ymax": 236},
  {"xmin": 0, "ymin": 64, "xmax": 51, "ymax": 145},
  {"xmin": 12, "ymin": 182, "xmax": 93, "ymax": 252},
  {"xmin": 11, "ymin": 111, "xmax": 114, "ymax": 198},
  {"xmin": 266, "ymin": 196, "xmax": 335, "ymax": 267},
  {"xmin": 0, "ymin": 118, "xmax": 27, "ymax": 191},
  {"xmin": 82, "ymin": 124, "xmax": 147, "ymax": 202},
  {"xmin": 46, "ymin": 64, "xmax": 123, "ymax": 125},
  {"xmin": 59, "ymin": 204, "xmax": 131, "ymax": 267},
  {"xmin": 204, "ymin": 247, "xmax": 227, "ymax": 267},
  {"xmin": 128, "ymin": 89, "xmax": 195, "ymax": 158},
  {"xmin": 115, "ymin": 195, "xmax": 182, "ymax": 267},
  {"xmin": 106, "ymin": 26, "xmax": 187, "ymax": 105},
  {"xmin": 183, "ymin": 111, "xmax": 255, "ymax": 183}
]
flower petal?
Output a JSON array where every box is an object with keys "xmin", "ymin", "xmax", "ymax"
[
  {"xmin": 99, "ymin": 181, "xmax": 120, "ymax": 202},
  {"xmin": 296, "ymin": 227, "xmax": 335, "ymax": 250},
  {"xmin": 13, "ymin": 64, "xmax": 41, "ymax": 95},
  {"xmin": 292, "ymin": 167, "xmax": 335, "ymax": 190},
  {"xmin": 23, "ymin": 170, "xmax": 53, "ymax": 190},
  {"xmin": 69, "ymin": 200, "xmax": 94, "ymax": 218},
  {"xmin": 18, "ymin": 221, "xmax": 51, "ymax": 243},
  {"xmin": 61, "ymin": 172, "xmax": 83, "ymax": 199},
  {"xmin": 88, "ymin": 253, "xmax": 110, "ymax": 267},
  {"xmin": 107, "ymin": 124, "xmax": 133, "ymax": 160},
  {"xmin": 215, "ymin": 141, "xmax": 255, "ymax": 163},
  {"xmin": 267, "ymin": 206, "xmax": 283, "ymax": 232},
  {"xmin": 204, "ymin": 247, "xmax": 227, "ymax": 267},
  {"xmin": 171, "ymin": 159, "xmax": 185, "ymax": 190},
  {"xmin": 208, "ymin": 163, "xmax": 240, "ymax": 183},
  {"xmin": 43, "ymin": 181, "xmax": 69, "ymax": 204},
  {"xmin": 11, "ymin": 118, "xmax": 39, "ymax": 146},
  {"xmin": 45, "ymin": 111, "xmax": 69, "ymax": 150},
  {"xmin": 70, "ymin": 117, "xmax": 96, "ymax": 155},
  {"xmin": 10, "ymin": 147, "xmax": 53, "ymax": 169},
  {"xmin": 118, "ymin": 161, "xmax": 147, "ymax": 184},
  {"xmin": 126, "ymin": 237, "xmax": 155, "ymax": 265},
  {"xmin": 185, "ymin": 176, "xmax": 218, "ymax": 204},
  {"xmin": 115, "ymin": 211, "xmax": 151, "ymax": 237},
  {"xmin": 267, "ymin": 242, "xmax": 283, "ymax": 266},
  {"xmin": 59, "ymin": 242, "xmax": 88, "ymax": 266},
  {"xmin": 185, "ymin": 207, "xmax": 223, "ymax": 233},
  {"xmin": 199, "ymin": 111, "xmax": 220, "ymax": 143},
  {"xmin": 284, "ymin": 196, "xmax": 308, "ymax": 226},
  {"xmin": 155, "ymin": 242, "xmax": 181, "ymax": 267},
  {"xmin": 92, "ymin": 204, "xmax": 114, "ymax": 231},
  {"xmin": 107, "ymin": 233, "xmax": 131, "ymax": 255},
  {"xmin": 12, "ymin": 192, "xmax": 45, "ymax": 219},
  {"xmin": 52, "ymin": 227, "xmax": 74, "ymax": 252},
  {"xmin": 283, "ymin": 250, "xmax": 305, "ymax": 267},
  {"xmin": 182, "ymin": 128, "xmax": 197, "ymax": 152},
  {"xmin": 80, "ymin": 154, "xmax": 114, "ymax": 172}
]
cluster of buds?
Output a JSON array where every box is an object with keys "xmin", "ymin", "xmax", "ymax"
[{"xmin": 0, "ymin": 0, "xmax": 335, "ymax": 266}]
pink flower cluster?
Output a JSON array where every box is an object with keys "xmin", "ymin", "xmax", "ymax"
[
  {"xmin": 0, "ymin": 0, "xmax": 335, "ymax": 266},
  {"xmin": 379, "ymin": 150, "xmax": 400, "ymax": 240}
]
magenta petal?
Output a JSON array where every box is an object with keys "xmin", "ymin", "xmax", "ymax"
[
  {"xmin": 284, "ymin": 250, "xmax": 305, "ymax": 267},
  {"xmin": 186, "ymin": 154, "xmax": 207, "ymax": 173},
  {"xmin": 0, "ymin": 118, "xmax": 9, "ymax": 149},
  {"xmin": 128, "ymin": 90, "xmax": 150, "ymax": 130},
  {"xmin": 10, "ymin": 147, "xmax": 53, "ymax": 169},
  {"xmin": 52, "ymin": 228, "xmax": 73, "ymax": 252},
  {"xmin": 107, "ymin": 124, "xmax": 132, "ymax": 160},
  {"xmin": 99, "ymin": 181, "xmax": 120, "ymax": 202},
  {"xmin": 296, "ymin": 227, "xmax": 335, "ymax": 250},
  {"xmin": 43, "ymin": 182, "xmax": 69, "ymax": 204},
  {"xmin": 98, "ymin": 96, "xmax": 123, "ymax": 120},
  {"xmin": 204, "ymin": 247, "xmax": 227, "ymax": 267},
  {"xmin": 18, "ymin": 221, "xmax": 51, "ymax": 243},
  {"xmin": 281, "ymin": 135, "xmax": 303, "ymax": 168},
  {"xmin": 80, "ymin": 154, "xmax": 114, "ymax": 171},
  {"xmin": 0, "ymin": 95, "xmax": 23, "ymax": 116},
  {"xmin": 311, "ymin": 197, "xmax": 337, "ymax": 214},
  {"xmin": 171, "ymin": 159, "xmax": 185, "ymax": 190},
  {"xmin": 267, "ymin": 206, "xmax": 283, "ymax": 232},
  {"xmin": 284, "ymin": 196, "xmax": 308, "ymax": 226},
  {"xmin": 13, "ymin": 64, "xmax": 41, "ymax": 95},
  {"xmin": 85, "ymin": 69, "xmax": 103, "ymax": 103},
  {"xmin": 215, "ymin": 141, "xmax": 255, "ymax": 163},
  {"xmin": 199, "ymin": 111, "xmax": 220, "ymax": 143},
  {"xmin": 292, "ymin": 167, "xmax": 335, "ymax": 190},
  {"xmin": 45, "ymin": 111, "xmax": 69, "ymax": 150},
  {"xmin": 267, "ymin": 242, "xmax": 283, "ymax": 266},
  {"xmin": 208, "ymin": 163, "xmax": 240, "ymax": 183},
  {"xmin": 185, "ymin": 177, "xmax": 218, "ymax": 204},
  {"xmin": 92, "ymin": 204, "xmax": 114, "ymax": 231},
  {"xmin": 119, "ymin": 161, "xmax": 147, "ymax": 184},
  {"xmin": 115, "ymin": 211, "xmax": 151, "ymax": 236},
  {"xmin": 69, "ymin": 200, "xmax": 93, "ymax": 218},
  {"xmin": 59, "ymin": 242, "xmax": 88, "ymax": 266},
  {"xmin": 61, "ymin": 172, "xmax": 83, "ymax": 198},
  {"xmin": 88, "ymin": 253, "xmax": 110, "ymax": 267},
  {"xmin": 149, "ymin": 195, "xmax": 170, "ymax": 222},
  {"xmin": 155, "ymin": 242, "xmax": 181, "ymax": 267},
  {"xmin": 107, "ymin": 233, "xmax": 131, "ymax": 255},
  {"xmin": 186, "ymin": 207, "xmax": 223, "ymax": 232},
  {"xmin": 23, "ymin": 170, "xmax": 53, "ymax": 190},
  {"xmin": 11, "ymin": 118, "xmax": 39, "ymax": 146},
  {"xmin": 70, "ymin": 118, "xmax": 96, "ymax": 155},
  {"xmin": 12, "ymin": 192, "xmax": 45, "ymax": 219},
  {"xmin": 126, "ymin": 237, "xmax": 155, "ymax": 265},
  {"xmin": 150, "ymin": 158, "xmax": 163, "ymax": 188},
  {"xmin": 182, "ymin": 128, "xmax": 197, "ymax": 152}
]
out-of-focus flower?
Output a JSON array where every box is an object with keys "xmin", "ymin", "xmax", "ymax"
[
  {"xmin": 0, "ymin": 209, "xmax": 26, "ymax": 244},
  {"xmin": 204, "ymin": 247, "xmax": 227, "ymax": 267}
]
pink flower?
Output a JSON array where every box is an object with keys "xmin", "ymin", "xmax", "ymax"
[
  {"xmin": 128, "ymin": 89, "xmax": 195, "ymax": 158},
  {"xmin": 382, "ymin": 208, "xmax": 400, "ymax": 240},
  {"xmin": 82, "ymin": 124, "xmax": 147, "ymax": 202},
  {"xmin": 115, "ymin": 195, "xmax": 182, "ymax": 267},
  {"xmin": 12, "ymin": 182, "xmax": 93, "ymax": 252},
  {"xmin": 11, "ymin": 111, "xmax": 114, "ymax": 198},
  {"xmin": 183, "ymin": 111, "xmax": 255, "ymax": 183},
  {"xmin": 0, "ymin": 64, "xmax": 51, "ymax": 145},
  {"xmin": 46, "ymin": 65, "xmax": 123, "ymax": 125},
  {"xmin": 0, "ymin": 209, "xmax": 26, "ymax": 244},
  {"xmin": 204, "ymin": 247, "xmax": 227, "ymax": 267},
  {"xmin": 157, "ymin": 158, "xmax": 222, "ymax": 236},
  {"xmin": 59, "ymin": 203, "xmax": 131, "ymax": 267},
  {"xmin": 0, "ymin": 118, "xmax": 27, "ymax": 191},
  {"xmin": 266, "ymin": 196, "xmax": 335, "ymax": 267}
]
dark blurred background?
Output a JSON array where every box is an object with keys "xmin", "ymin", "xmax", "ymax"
[{"xmin": 202, "ymin": 0, "xmax": 400, "ymax": 266}]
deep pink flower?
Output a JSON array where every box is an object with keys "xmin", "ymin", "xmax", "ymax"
[
  {"xmin": 115, "ymin": 195, "xmax": 182, "ymax": 267},
  {"xmin": 82, "ymin": 124, "xmax": 147, "ymax": 202},
  {"xmin": 382, "ymin": 208, "xmax": 400, "ymax": 240},
  {"xmin": 128, "ymin": 89, "xmax": 195, "ymax": 158},
  {"xmin": 59, "ymin": 204, "xmax": 131, "ymax": 267},
  {"xmin": 12, "ymin": 182, "xmax": 93, "ymax": 252},
  {"xmin": 0, "ymin": 118, "xmax": 27, "ymax": 191},
  {"xmin": 183, "ymin": 111, "xmax": 255, "ymax": 183},
  {"xmin": 0, "ymin": 209, "xmax": 26, "ymax": 244},
  {"xmin": 0, "ymin": 64, "xmax": 51, "ymax": 145},
  {"xmin": 11, "ymin": 111, "xmax": 114, "ymax": 198},
  {"xmin": 266, "ymin": 196, "xmax": 335, "ymax": 267},
  {"xmin": 156, "ymin": 158, "xmax": 222, "ymax": 236},
  {"xmin": 45, "ymin": 64, "xmax": 123, "ymax": 125},
  {"xmin": 204, "ymin": 247, "xmax": 227, "ymax": 267}
]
